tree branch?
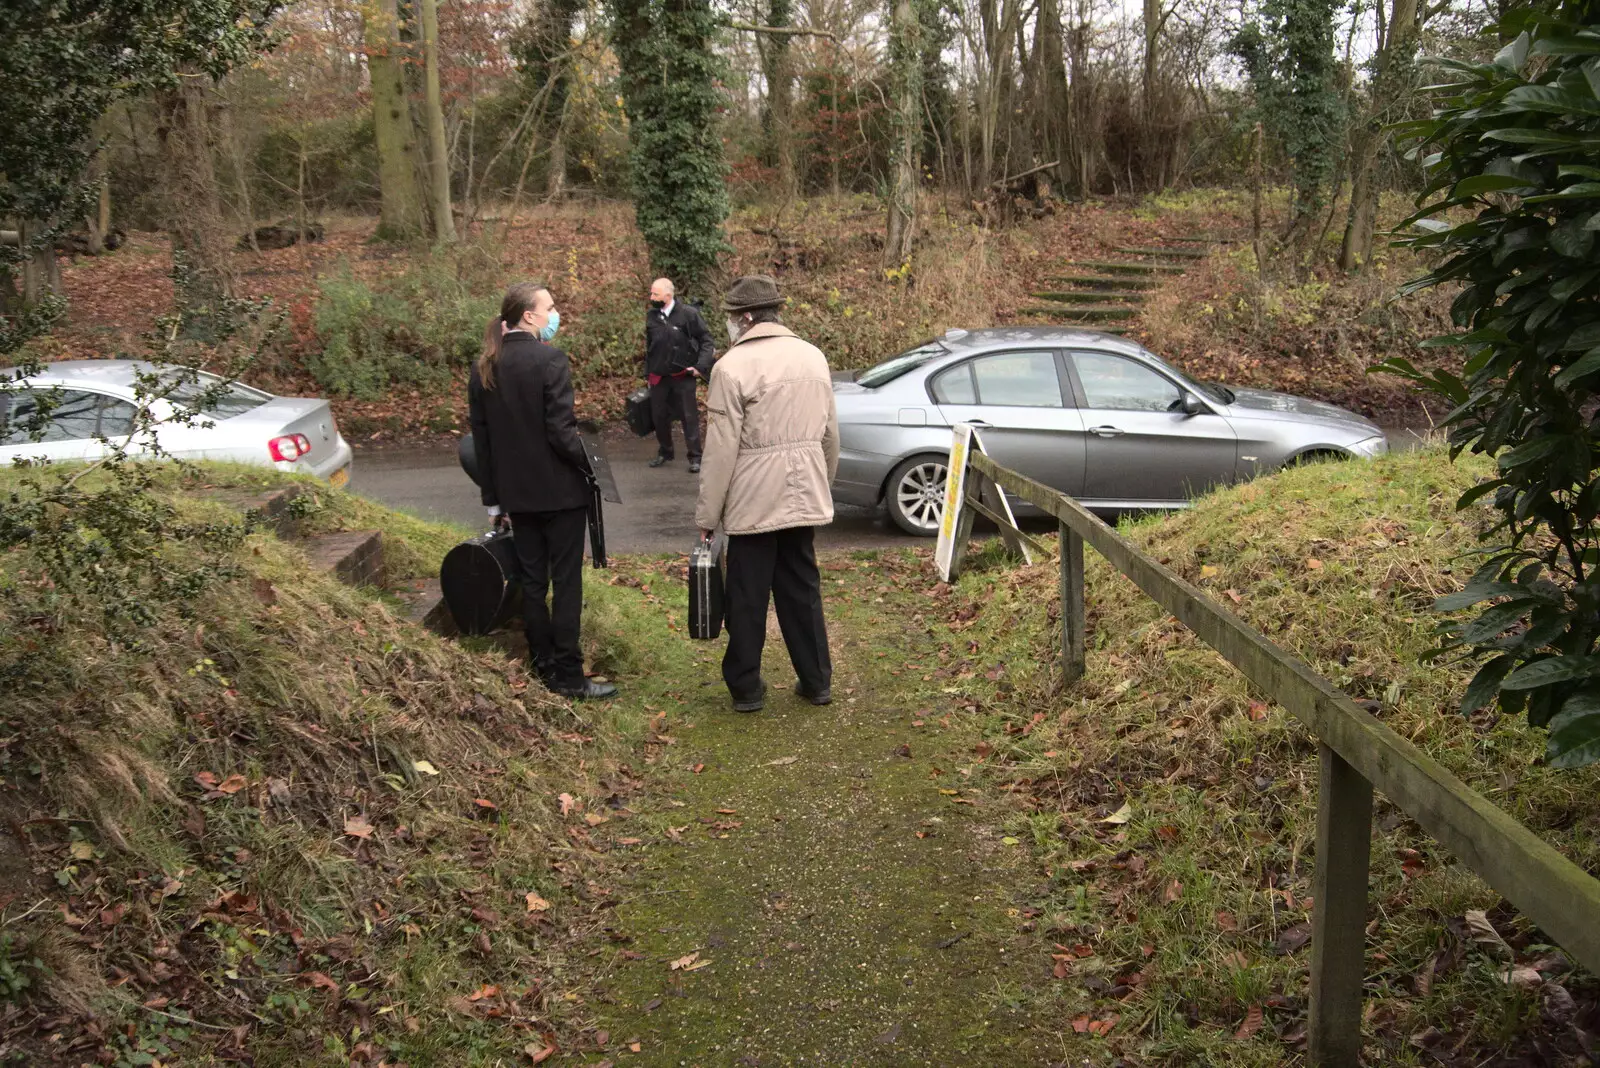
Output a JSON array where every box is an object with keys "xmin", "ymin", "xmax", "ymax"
[{"xmin": 723, "ymin": 21, "xmax": 837, "ymax": 38}]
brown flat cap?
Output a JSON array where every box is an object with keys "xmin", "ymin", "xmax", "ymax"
[{"xmin": 722, "ymin": 274, "xmax": 784, "ymax": 313}]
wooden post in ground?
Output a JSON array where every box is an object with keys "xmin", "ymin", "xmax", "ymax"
[
  {"xmin": 1308, "ymin": 743, "xmax": 1373, "ymax": 1067},
  {"xmin": 1058, "ymin": 521, "xmax": 1085, "ymax": 684}
]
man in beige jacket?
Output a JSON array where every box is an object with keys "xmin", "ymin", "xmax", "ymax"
[{"xmin": 695, "ymin": 275, "xmax": 840, "ymax": 712}]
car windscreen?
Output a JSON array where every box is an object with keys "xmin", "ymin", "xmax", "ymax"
[
  {"xmin": 855, "ymin": 342, "xmax": 948, "ymax": 388},
  {"xmin": 161, "ymin": 371, "xmax": 273, "ymax": 419}
]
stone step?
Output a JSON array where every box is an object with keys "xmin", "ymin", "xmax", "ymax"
[
  {"xmin": 398, "ymin": 577, "xmax": 457, "ymax": 636},
  {"xmin": 1068, "ymin": 260, "xmax": 1187, "ymax": 275},
  {"xmin": 1016, "ymin": 305, "xmax": 1138, "ymax": 321},
  {"xmin": 301, "ymin": 529, "xmax": 385, "ymax": 588},
  {"xmin": 1046, "ymin": 274, "xmax": 1162, "ymax": 290},
  {"xmin": 1031, "ymin": 290, "xmax": 1149, "ymax": 304},
  {"xmin": 1112, "ymin": 246, "xmax": 1208, "ymax": 259},
  {"xmin": 210, "ymin": 484, "xmax": 306, "ymax": 538}
]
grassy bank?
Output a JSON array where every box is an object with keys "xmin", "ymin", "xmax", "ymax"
[
  {"xmin": 0, "ymin": 465, "xmax": 662, "ymax": 1065},
  {"xmin": 928, "ymin": 448, "xmax": 1600, "ymax": 1064}
]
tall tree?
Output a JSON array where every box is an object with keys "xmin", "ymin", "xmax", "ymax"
[
  {"xmin": 420, "ymin": 0, "xmax": 457, "ymax": 242},
  {"xmin": 0, "ymin": 0, "xmax": 276, "ymax": 315},
  {"xmin": 759, "ymin": 0, "xmax": 799, "ymax": 198},
  {"xmin": 884, "ymin": 0, "xmax": 924, "ymax": 264},
  {"xmin": 1338, "ymin": 0, "xmax": 1421, "ymax": 269},
  {"xmin": 1032, "ymin": 0, "xmax": 1069, "ymax": 194},
  {"xmin": 614, "ymin": 0, "xmax": 729, "ymax": 296},
  {"xmin": 1233, "ymin": 0, "xmax": 1344, "ymax": 256},
  {"xmin": 364, "ymin": 0, "xmax": 428, "ymax": 239}
]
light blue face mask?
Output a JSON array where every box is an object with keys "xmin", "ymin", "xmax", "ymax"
[{"xmin": 539, "ymin": 309, "xmax": 560, "ymax": 342}]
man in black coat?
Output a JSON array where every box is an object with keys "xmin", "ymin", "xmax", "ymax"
[
  {"xmin": 469, "ymin": 283, "xmax": 616, "ymax": 701},
  {"xmin": 644, "ymin": 277, "xmax": 717, "ymax": 473}
]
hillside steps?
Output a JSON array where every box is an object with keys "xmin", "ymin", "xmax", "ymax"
[
  {"xmin": 1013, "ymin": 233, "xmax": 1220, "ymax": 329},
  {"xmin": 228, "ymin": 481, "xmax": 450, "ymax": 629},
  {"xmin": 1111, "ymin": 245, "xmax": 1208, "ymax": 259},
  {"xmin": 1046, "ymin": 274, "xmax": 1162, "ymax": 290},
  {"xmin": 1030, "ymin": 290, "xmax": 1149, "ymax": 304},
  {"xmin": 1067, "ymin": 259, "xmax": 1187, "ymax": 275},
  {"xmin": 1017, "ymin": 305, "xmax": 1139, "ymax": 322}
]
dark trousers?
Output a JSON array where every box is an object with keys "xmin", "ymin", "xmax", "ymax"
[
  {"xmin": 722, "ymin": 526, "xmax": 831, "ymax": 699},
  {"xmin": 650, "ymin": 376, "xmax": 700, "ymax": 461},
  {"xmin": 508, "ymin": 506, "xmax": 587, "ymax": 689}
]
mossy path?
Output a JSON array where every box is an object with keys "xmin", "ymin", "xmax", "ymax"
[{"xmin": 591, "ymin": 551, "xmax": 1065, "ymax": 1066}]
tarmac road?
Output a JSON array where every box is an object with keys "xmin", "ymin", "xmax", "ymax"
[
  {"xmin": 348, "ymin": 426, "xmax": 1435, "ymax": 554},
  {"xmin": 348, "ymin": 426, "xmax": 907, "ymax": 554}
]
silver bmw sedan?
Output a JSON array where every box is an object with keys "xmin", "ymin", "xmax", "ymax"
[{"xmin": 830, "ymin": 327, "xmax": 1389, "ymax": 535}]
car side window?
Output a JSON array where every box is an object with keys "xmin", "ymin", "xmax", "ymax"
[
  {"xmin": 969, "ymin": 351, "xmax": 1062, "ymax": 408},
  {"xmin": 96, "ymin": 396, "xmax": 138, "ymax": 439},
  {"xmin": 0, "ymin": 389, "xmax": 107, "ymax": 444},
  {"xmin": 1074, "ymin": 351, "xmax": 1182, "ymax": 412},
  {"xmin": 931, "ymin": 363, "xmax": 976, "ymax": 404}
]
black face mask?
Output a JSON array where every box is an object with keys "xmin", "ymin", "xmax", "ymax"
[{"xmin": 650, "ymin": 300, "xmax": 666, "ymax": 310}]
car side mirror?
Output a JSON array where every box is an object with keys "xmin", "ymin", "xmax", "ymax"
[{"xmin": 1180, "ymin": 391, "xmax": 1206, "ymax": 416}]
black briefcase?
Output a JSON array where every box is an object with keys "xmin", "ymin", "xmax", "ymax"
[
  {"xmin": 439, "ymin": 529, "xmax": 523, "ymax": 636},
  {"xmin": 625, "ymin": 386, "xmax": 654, "ymax": 438},
  {"xmin": 688, "ymin": 538, "xmax": 724, "ymax": 640}
]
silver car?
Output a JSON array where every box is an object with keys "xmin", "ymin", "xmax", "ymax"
[
  {"xmin": 830, "ymin": 327, "xmax": 1388, "ymax": 535},
  {"xmin": 0, "ymin": 360, "xmax": 354, "ymax": 486}
]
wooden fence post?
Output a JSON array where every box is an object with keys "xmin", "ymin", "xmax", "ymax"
[
  {"xmin": 1308, "ymin": 743, "xmax": 1374, "ymax": 1067},
  {"xmin": 1059, "ymin": 521, "xmax": 1085, "ymax": 684}
]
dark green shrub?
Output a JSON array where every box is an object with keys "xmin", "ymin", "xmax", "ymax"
[
  {"xmin": 310, "ymin": 257, "xmax": 497, "ymax": 399},
  {"xmin": 1377, "ymin": 0, "xmax": 1600, "ymax": 768}
]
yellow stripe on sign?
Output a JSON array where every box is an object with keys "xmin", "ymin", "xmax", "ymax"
[{"xmin": 940, "ymin": 441, "xmax": 965, "ymax": 538}]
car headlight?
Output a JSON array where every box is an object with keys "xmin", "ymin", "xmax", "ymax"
[{"xmin": 1350, "ymin": 434, "xmax": 1388, "ymax": 457}]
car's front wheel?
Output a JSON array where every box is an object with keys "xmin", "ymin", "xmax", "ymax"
[{"xmin": 886, "ymin": 454, "xmax": 949, "ymax": 536}]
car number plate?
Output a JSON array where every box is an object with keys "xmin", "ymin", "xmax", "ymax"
[{"xmin": 329, "ymin": 465, "xmax": 350, "ymax": 488}]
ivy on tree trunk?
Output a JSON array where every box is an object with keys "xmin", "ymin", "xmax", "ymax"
[{"xmin": 613, "ymin": 0, "xmax": 730, "ymax": 300}]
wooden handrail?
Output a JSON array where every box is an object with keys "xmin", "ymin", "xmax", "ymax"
[{"xmin": 958, "ymin": 448, "xmax": 1600, "ymax": 1066}]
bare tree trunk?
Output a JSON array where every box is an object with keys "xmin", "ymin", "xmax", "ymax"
[
  {"xmin": 1340, "ymin": 0, "xmax": 1420, "ymax": 270},
  {"xmin": 154, "ymin": 84, "xmax": 233, "ymax": 295},
  {"xmin": 420, "ymin": 0, "xmax": 457, "ymax": 243},
  {"xmin": 884, "ymin": 0, "xmax": 923, "ymax": 264},
  {"xmin": 365, "ymin": 0, "xmax": 427, "ymax": 239},
  {"xmin": 85, "ymin": 157, "xmax": 111, "ymax": 256},
  {"xmin": 546, "ymin": 108, "xmax": 569, "ymax": 201},
  {"xmin": 1034, "ymin": 0, "xmax": 1068, "ymax": 192}
]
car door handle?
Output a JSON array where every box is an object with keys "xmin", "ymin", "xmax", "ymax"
[
  {"xmin": 1088, "ymin": 425, "xmax": 1125, "ymax": 437},
  {"xmin": 965, "ymin": 419, "xmax": 992, "ymax": 428}
]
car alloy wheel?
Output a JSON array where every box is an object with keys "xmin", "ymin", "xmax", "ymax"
[{"xmin": 889, "ymin": 455, "xmax": 948, "ymax": 536}]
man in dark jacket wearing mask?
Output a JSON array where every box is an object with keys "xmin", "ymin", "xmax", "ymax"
[{"xmin": 644, "ymin": 277, "xmax": 717, "ymax": 473}]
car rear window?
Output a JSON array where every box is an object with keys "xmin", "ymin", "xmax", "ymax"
[
  {"xmin": 856, "ymin": 342, "xmax": 947, "ymax": 388},
  {"xmin": 162, "ymin": 372, "xmax": 272, "ymax": 420}
]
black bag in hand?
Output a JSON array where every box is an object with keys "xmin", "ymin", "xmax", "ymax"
[
  {"xmin": 688, "ymin": 537, "xmax": 724, "ymax": 640},
  {"xmin": 625, "ymin": 386, "xmax": 654, "ymax": 438}
]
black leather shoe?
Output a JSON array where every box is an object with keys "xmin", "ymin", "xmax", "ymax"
[
  {"xmin": 794, "ymin": 681, "xmax": 832, "ymax": 706},
  {"xmin": 649, "ymin": 455, "xmax": 671, "ymax": 468},
  {"xmin": 554, "ymin": 679, "xmax": 618, "ymax": 701},
  {"xmin": 731, "ymin": 683, "xmax": 767, "ymax": 713},
  {"xmin": 688, "ymin": 460, "xmax": 701, "ymax": 474}
]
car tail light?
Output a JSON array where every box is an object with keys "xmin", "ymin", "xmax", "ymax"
[{"xmin": 268, "ymin": 434, "xmax": 312, "ymax": 462}]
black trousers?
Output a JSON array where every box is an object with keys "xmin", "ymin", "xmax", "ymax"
[
  {"xmin": 650, "ymin": 376, "xmax": 700, "ymax": 461},
  {"xmin": 722, "ymin": 526, "xmax": 831, "ymax": 699},
  {"xmin": 508, "ymin": 506, "xmax": 587, "ymax": 689}
]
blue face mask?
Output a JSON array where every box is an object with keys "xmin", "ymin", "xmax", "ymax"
[{"xmin": 539, "ymin": 309, "xmax": 560, "ymax": 342}]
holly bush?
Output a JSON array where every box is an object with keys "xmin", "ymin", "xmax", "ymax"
[{"xmin": 1377, "ymin": 1, "xmax": 1600, "ymax": 767}]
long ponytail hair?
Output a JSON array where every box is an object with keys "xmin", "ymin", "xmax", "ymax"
[{"xmin": 478, "ymin": 281, "xmax": 548, "ymax": 389}]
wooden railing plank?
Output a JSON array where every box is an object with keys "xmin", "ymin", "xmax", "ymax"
[{"xmin": 967, "ymin": 451, "xmax": 1600, "ymax": 976}]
